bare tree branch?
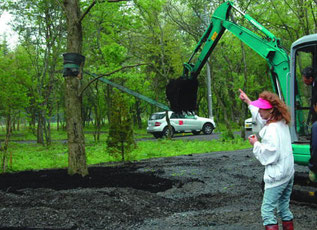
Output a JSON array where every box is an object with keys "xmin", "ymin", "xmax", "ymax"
[
  {"xmin": 79, "ymin": 0, "xmax": 96, "ymax": 23},
  {"xmin": 108, "ymin": 0, "xmax": 127, "ymax": 1},
  {"xmin": 311, "ymin": 1, "xmax": 317, "ymax": 32},
  {"xmin": 55, "ymin": 0, "xmax": 66, "ymax": 12},
  {"xmin": 79, "ymin": 63, "xmax": 150, "ymax": 96},
  {"xmin": 78, "ymin": 0, "xmax": 129, "ymax": 23}
]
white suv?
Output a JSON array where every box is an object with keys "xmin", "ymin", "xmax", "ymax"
[
  {"xmin": 244, "ymin": 117, "xmax": 261, "ymax": 133},
  {"xmin": 147, "ymin": 111, "xmax": 216, "ymax": 138}
]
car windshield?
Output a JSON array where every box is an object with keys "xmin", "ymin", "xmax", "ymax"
[{"xmin": 149, "ymin": 113, "xmax": 165, "ymax": 120}]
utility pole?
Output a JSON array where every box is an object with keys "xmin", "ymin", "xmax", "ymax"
[
  {"xmin": 204, "ymin": 7, "xmax": 213, "ymax": 119},
  {"xmin": 206, "ymin": 60, "xmax": 213, "ymax": 118}
]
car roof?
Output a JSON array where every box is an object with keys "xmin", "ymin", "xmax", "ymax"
[
  {"xmin": 152, "ymin": 111, "xmax": 172, "ymax": 114},
  {"xmin": 152, "ymin": 111, "xmax": 167, "ymax": 114}
]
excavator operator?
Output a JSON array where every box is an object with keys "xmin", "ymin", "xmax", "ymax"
[{"xmin": 302, "ymin": 66, "xmax": 317, "ymax": 182}]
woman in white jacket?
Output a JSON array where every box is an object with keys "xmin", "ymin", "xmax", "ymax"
[{"xmin": 239, "ymin": 89, "xmax": 294, "ymax": 230}]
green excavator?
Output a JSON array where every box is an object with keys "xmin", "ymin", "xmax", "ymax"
[{"xmin": 166, "ymin": 1, "xmax": 317, "ymax": 201}]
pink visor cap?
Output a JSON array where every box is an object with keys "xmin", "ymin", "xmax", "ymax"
[{"xmin": 250, "ymin": 98, "xmax": 273, "ymax": 109}]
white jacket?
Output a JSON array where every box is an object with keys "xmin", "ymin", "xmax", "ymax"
[{"xmin": 249, "ymin": 105, "xmax": 294, "ymax": 189}]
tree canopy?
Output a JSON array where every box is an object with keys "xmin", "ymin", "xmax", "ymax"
[{"xmin": 0, "ymin": 0, "xmax": 316, "ymax": 174}]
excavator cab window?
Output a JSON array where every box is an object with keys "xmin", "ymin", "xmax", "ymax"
[{"xmin": 294, "ymin": 45, "xmax": 316, "ymax": 142}]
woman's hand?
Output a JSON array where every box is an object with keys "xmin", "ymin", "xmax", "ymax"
[
  {"xmin": 239, "ymin": 89, "xmax": 251, "ymax": 105},
  {"xmin": 248, "ymin": 134, "xmax": 258, "ymax": 146}
]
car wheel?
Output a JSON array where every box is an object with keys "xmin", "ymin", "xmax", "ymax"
[
  {"xmin": 202, "ymin": 123, "xmax": 214, "ymax": 135},
  {"xmin": 153, "ymin": 133, "xmax": 162, "ymax": 139},
  {"xmin": 163, "ymin": 126, "xmax": 174, "ymax": 138},
  {"xmin": 192, "ymin": 131, "xmax": 201, "ymax": 135}
]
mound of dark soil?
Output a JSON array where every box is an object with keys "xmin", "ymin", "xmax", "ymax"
[
  {"xmin": 0, "ymin": 149, "xmax": 316, "ymax": 230},
  {"xmin": 0, "ymin": 165, "xmax": 175, "ymax": 193}
]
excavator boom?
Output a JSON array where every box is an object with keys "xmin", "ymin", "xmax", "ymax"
[{"xmin": 166, "ymin": 1, "xmax": 290, "ymax": 112}]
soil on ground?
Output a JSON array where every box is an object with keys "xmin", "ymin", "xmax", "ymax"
[{"xmin": 0, "ymin": 149, "xmax": 316, "ymax": 230}]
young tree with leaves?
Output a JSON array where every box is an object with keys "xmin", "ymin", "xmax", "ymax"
[{"xmin": 106, "ymin": 91, "xmax": 136, "ymax": 162}]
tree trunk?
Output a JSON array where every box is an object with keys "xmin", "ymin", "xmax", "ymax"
[
  {"xmin": 213, "ymin": 89, "xmax": 234, "ymax": 139},
  {"xmin": 43, "ymin": 118, "xmax": 51, "ymax": 146},
  {"xmin": 17, "ymin": 114, "xmax": 20, "ymax": 131},
  {"xmin": 63, "ymin": 0, "xmax": 88, "ymax": 176},
  {"xmin": 165, "ymin": 111, "xmax": 172, "ymax": 139},
  {"xmin": 135, "ymin": 99, "xmax": 142, "ymax": 129},
  {"xmin": 37, "ymin": 113, "xmax": 44, "ymax": 144},
  {"xmin": 93, "ymin": 82, "xmax": 101, "ymax": 142},
  {"xmin": 1, "ymin": 113, "xmax": 12, "ymax": 173},
  {"xmin": 30, "ymin": 110, "xmax": 36, "ymax": 136},
  {"xmin": 93, "ymin": 106, "xmax": 101, "ymax": 142},
  {"xmin": 121, "ymin": 141, "xmax": 125, "ymax": 162},
  {"xmin": 65, "ymin": 80, "xmax": 87, "ymax": 175},
  {"xmin": 106, "ymin": 84, "xmax": 112, "ymax": 125},
  {"xmin": 57, "ymin": 103, "xmax": 60, "ymax": 131}
]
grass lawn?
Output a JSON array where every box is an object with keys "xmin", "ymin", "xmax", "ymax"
[{"xmin": 0, "ymin": 124, "xmax": 251, "ymax": 173}]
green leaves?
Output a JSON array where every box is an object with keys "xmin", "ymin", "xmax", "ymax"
[
  {"xmin": 0, "ymin": 46, "xmax": 31, "ymax": 113},
  {"xmin": 1, "ymin": 0, "xmax": 316, "ymax": 149},
  {"xmin": 106, "ymin": 90, "xmax": 136, "ymax": 161}
]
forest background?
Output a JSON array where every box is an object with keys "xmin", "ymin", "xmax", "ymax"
[{"xmin": 0, "ymin": 0, "xmax": 316, "ymax": 173}]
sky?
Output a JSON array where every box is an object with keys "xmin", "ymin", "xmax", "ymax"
[{"xmin": 0, "ymin": 11, "xmax": 19, "ymax": 49}]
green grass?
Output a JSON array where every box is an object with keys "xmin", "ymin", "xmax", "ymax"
[
  {"xmin": 2, "ymin": 137, "xmax": 251, "ymax": 173},
  {"xmin": 131, "ymin": 138, "xmax": 250, "ymax": 160},
  {"xmin": 0, "ymin": 124, "xmax": 251, "ymax": 173},
  {"xmin": 5, "ymin": 142, "xmax": 69, "ymax": 171}
]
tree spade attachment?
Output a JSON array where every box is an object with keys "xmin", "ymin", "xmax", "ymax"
[{"xmin": 166, "ymin": 77, "xmax": 198, "ymax": 113}]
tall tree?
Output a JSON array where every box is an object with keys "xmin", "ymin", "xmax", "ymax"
[
  {"xmin": 62, "ymin": 0, "xmax": 128, "ymax": 176},
  {"xmin": 2, "ymin": 0, "xmax": 65, "ymax": 145},
  {"xmin": 62, "ymin": 0, "xmax": 88, "ymax": 176},
  {"xmin": 0, "ymin": 46, "xmax": 31, "ymax": 172}
]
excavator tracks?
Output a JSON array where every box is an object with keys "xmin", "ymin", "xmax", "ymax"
[{"xmin": 292, "ymin": 172, "xmax": 317, "ymax": 205}]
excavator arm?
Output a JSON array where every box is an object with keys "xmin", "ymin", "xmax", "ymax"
[{"xmin": 166, "ymin": 1, "xmax": 290, "ymax": 112}]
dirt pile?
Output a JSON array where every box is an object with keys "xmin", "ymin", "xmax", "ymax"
[{"xmin": 0, "ymin": 149, "xmax": 316, "ymax": 230}]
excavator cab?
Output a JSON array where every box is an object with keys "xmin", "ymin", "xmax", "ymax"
[{"xmin": 290, "ymin": 34, "xmax": 317, "ymax": 165}]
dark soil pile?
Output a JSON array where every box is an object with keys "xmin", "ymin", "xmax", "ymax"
[{"xmin": 0, "ymin": 149, "xmax": 316, "ymax": 230}]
